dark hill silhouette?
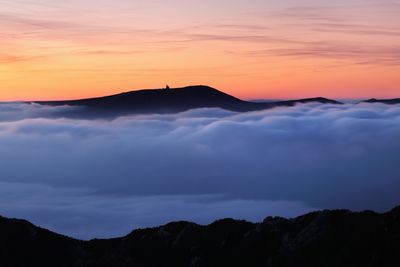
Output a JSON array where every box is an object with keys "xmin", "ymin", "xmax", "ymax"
[
  {"xmin": 363, "ymin": 98, "xmax": 400, "ymax": 105},
  {"xmin": 1, "ymin": 205, "xmax": 400, "ymax": 267},
  {"xmin": 34, "ymin": 85, "xmax": 342, "ymax": 118}
]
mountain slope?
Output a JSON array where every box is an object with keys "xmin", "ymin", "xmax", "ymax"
[
  {"xmin": 0, "ymin": 216, "xmax": 83, "ymax": 267},
  {"xmin": 363, "ymin": 98, "xmax": 400, "ymax": 105},
  {"xmin": 35, "ymin": 85, "xmax": 342, "ymax": 118},
  {"xmin": 1, "ymin": 206, "xmax": 400, "ymax": 267}
]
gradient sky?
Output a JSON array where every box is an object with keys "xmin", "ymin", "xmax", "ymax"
[{"xmin": 1, "ymin": 0, "xmax": 400, "ymax": 100}]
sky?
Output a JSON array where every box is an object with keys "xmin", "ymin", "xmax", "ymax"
[
  {"xmin": 1, "ymin": 0, "xmax": 400, "ymax": 101},
  {"xmin": 0, "ymin": 101, "xmax": 400, "ymax": 239}
]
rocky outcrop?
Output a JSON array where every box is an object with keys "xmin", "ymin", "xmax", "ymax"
[{"xmin": 1, "ymin": 206, "xmax": 400, "ymax": 267}]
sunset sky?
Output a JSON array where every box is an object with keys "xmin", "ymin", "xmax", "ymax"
[{"xmin": 1, "ymin": 0, "xmax": 400, "ymax": 101}]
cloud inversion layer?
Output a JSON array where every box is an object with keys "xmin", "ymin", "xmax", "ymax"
[{"xmin": 0, "ymin": 102, "xmax": 399, "ymax": 239}]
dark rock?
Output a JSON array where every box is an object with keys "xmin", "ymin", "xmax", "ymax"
[{"xmin": 1, "ymin": 206, "xmax": 400, "ymax": 267}]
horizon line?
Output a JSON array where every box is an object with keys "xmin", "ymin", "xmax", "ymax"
[{"xmin": 0, "ymin": 85, "xmax": 398, "ymax": 103}]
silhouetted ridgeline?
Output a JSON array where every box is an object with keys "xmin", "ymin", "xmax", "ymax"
[
  {"xmin": 363, "ymin": 98, "xmax": 400, "ymax": 105},
  {"xmin": 1, "ymin": 206, "xmax": 400, "ymax": 267},
  {"xmin": 34, "ymin": 85, "xmax": 342, "ymax": 118}
]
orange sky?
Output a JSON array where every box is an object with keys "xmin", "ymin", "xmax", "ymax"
[{"xmin": 1, "ymin": 0, "xmax": 400, "ymax": 101}]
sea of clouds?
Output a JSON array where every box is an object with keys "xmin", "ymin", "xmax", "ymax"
[{"xmin": 0, "ymin": 102, "xmax": 399, "ymax": 239}]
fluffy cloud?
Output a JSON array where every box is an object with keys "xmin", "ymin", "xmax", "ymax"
[{"xmin": 0, "ymin": 102, "xmax": 399, "ymax": 239}]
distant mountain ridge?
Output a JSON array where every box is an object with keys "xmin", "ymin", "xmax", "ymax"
[
  {"xmin": 363, "ymin": 98, "xmax": 400, "ymax": 105},
  {"xmin": 1, "ymin": 206, "xmax": 400, "ymax": 267},
  {"xmin": 34, "ymin": 85, "xmax": 342, "ymax": 118}
]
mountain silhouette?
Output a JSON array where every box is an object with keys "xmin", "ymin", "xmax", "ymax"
[
  {"xmin": 363, "ymin": 98, "xmax": 400, "ymax": 105},
  {"xmin": 1, "ymin": 206, "xmax": 400, "ymax": 267},
  {"xmin": 35, "ymin": 85, "xmax": 342, "ymax": 118}
]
